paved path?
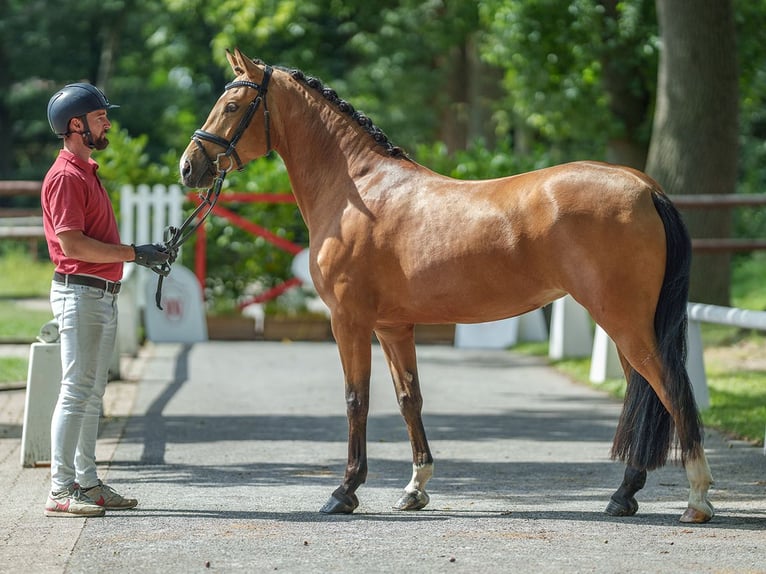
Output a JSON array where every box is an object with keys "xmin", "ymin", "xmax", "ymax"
[{"xmin": 1, "ymin": 341, "xmax": 764, "ymax": 573}]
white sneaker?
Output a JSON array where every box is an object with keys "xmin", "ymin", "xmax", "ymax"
[{"xmin": 44, "ymin": 485, "xmax": 106, "ymax": 518}]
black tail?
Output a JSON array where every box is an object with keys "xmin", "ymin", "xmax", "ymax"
[{"xmin": 611, "ymin": 191, "xmax": 703, "ymax": 470}]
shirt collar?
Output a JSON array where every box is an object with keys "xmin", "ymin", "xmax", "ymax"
[{"xmin": 59, "ymin": 149, "xmax": 99, "ymax": 174}]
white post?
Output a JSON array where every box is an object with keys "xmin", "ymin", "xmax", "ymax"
[
  {"xmin": 549, "ymin": 295, "xmax": 593, "ymax": 359},
  {"xmin": 518, "ymin": 309, "xmax": 548, "ymax": 343},
  {"xmin": 589, "ymin": 325, "xmax": 623, "ymax": 383},
  {"xmin": 20, "ymin": 343, "xmax": 62, "ymax": 467},
  {"xmin": 685, "ymin": 319, "xmax": 710, "ymax": 409}
]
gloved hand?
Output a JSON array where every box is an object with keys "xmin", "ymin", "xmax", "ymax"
[{"xmin": 132, "ymin": 243, "xmax": 170, "ymax": 268}]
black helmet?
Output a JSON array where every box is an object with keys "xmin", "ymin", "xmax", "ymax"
[{"xmin": 47, "ymin": 83, "xmax": 119, "ymax": 137}]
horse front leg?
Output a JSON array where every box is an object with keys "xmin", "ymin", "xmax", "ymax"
[
  {"xmin": 320, "ymin": 324, "xmax": 372, "ymax": 515},
  {"xmin": 376, "ymin": 325, "xmax": 434, "ymax": 511}
]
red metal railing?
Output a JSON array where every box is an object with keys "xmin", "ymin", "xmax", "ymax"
[{"xmin": 186, "ymin": 191, "xmax": 304, "ymax": 309}]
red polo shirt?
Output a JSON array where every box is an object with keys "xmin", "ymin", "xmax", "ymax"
[{"xmin": 42, "ymin": 150, "xmax": 123, "ymax": 282}]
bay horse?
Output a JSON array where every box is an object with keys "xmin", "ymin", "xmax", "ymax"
[{"xmin": 180, "ymin": 48, "xmax": 714, "ymax": 523}]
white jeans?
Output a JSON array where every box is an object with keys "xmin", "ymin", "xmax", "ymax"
[{"xmin": 49, "ymin": 281, "xmax": 118, "ymax": 491}]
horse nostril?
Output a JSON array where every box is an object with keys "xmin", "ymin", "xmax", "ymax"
[{"xmin": 180, "ymin": 158, "xmax": 191, "ymax": 179}]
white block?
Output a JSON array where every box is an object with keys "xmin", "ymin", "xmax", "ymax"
[
  {"xmin": 144, "ymin": 264, "xmax": 208, "ymax": 343},
  {"xmin": 589, "ymin": 325, "xmax": 623, "ymax": 383},
  {"xmin": 455, "ymin": 318, "xmax": 519, "ymax": 349},
  {"xmin": 685, "ymin": 320, "xmax": 709, "ymax": 409},
  {"xmin": 549, "ymin": 295, "xmax": 593, "ymax": 359},
  {"xmin": 518, "ymin": 309, "xmax": 548, "ymax": 342},
  {"xmin": 20, "ymin": 343, "xmax": 61, "ymax": 467},
  {"xmin": 117, "ymin": 264, "xmax": 140, "ymax": 358}
]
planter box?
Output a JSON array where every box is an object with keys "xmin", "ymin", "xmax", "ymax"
[
  {"xmin": 414, "ymin": 324, "xmax": 455, "ymax": 345},
  {"xmin": 206, "ymin": 315, "xmax": 454, "ymax": 345},
  {"xmin": 263, "ymin": 316, "xmax": 334, "ymax": 342},
  {"xmin": 206, "ymin": 316, "xmax": 257, "ymax": 340}
]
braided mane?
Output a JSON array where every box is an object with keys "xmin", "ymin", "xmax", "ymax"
[{"xmin": 279, "ymin": 66, "xmax": 409, "ymax": 160}]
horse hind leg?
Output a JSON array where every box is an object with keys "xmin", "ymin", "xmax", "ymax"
[
  {"xmin": 602, "ymin": 348, "xmax": 648, "ymax": 517},
  {"xmin": 606, "ymin": 465, "xmax": 647, "ymax": 517},
  {"xmin": 375, "ymin": 325, "xmax": 434, "ymax": 511},
  {"xmin": 609, "ymin": 335, "xmax": 713, "ymax": 523},
  {"xmin": 680, "ymin": 445, "xmax": 715, "ymax": 523}
]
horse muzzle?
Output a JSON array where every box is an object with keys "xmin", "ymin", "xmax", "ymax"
[{"xmin": 179, "ymin": 152, "xmax": 214, "ymax": 189}]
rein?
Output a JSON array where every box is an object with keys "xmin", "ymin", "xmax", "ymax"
[{"xmin": 152, "ymin": 66, "xmax": 273, "ymax": 309}]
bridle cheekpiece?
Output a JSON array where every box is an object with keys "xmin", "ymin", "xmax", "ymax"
[{"xmin": 191, "ymin": 64, "xmax": 273, "ymax": 175}]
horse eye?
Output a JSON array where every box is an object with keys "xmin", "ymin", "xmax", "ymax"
[{"xmin": 225, "ymin": 102, "xmax": 238, "ymax": 113}]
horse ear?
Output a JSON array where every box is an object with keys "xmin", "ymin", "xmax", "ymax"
[
  {"xmin": 227, "ymin": 48, "xmax": 245, "ymax": 75},
  {"xmin": 235, "ymin": 48, "xmax": 262, "ymax": 79}
]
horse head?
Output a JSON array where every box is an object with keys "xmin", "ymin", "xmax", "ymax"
[{"xmin": 180, "ymin": 48, "xmax": 272, "ymax": 189}]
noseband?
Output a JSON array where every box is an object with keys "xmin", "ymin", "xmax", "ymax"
[{"xmin": 192, "ymin": 65, "xmax": 273, "ymax": 175}]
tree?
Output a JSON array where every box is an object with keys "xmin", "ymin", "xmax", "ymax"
[
  {"xmin": 645, "ymin": 0, "xmax": 739, "ymax": 305},
  {"xmin": 479, "ymin": 0, "xmax": 658, "ymax": 167}
]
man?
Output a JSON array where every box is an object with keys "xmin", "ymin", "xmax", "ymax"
[{"xmin": 42, "ymin": 83, "xmax": 170, "ymax": 517}]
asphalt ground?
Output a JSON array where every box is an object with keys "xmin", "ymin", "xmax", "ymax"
[{"xmin": 1, "ymin": 341, "xmax": 764, "ymax": 573}]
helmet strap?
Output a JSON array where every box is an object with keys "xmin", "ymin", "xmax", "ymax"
[
  {"xmin": 78, "ymin": 115, "xmax": 96, "ymax": 149},
  {"xmin": 66, "ymin": 115, "xmax": 96, "ymax": 148}
]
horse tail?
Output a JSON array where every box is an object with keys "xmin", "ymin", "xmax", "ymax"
[{"xmin": 611, "ymin": 190, "xmax": 703, "ymax": 470}]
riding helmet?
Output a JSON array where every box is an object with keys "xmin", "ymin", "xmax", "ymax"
[{"xmin": 47, "ymin": 83, "xmax": 119, "ymax": 136}]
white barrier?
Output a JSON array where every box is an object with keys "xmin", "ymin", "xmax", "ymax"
[
  {"xmin": 549, "ymin": 295, "xmax": 593, "ymax": 359},
  {"xmin": 589, "ymin": 326, "xmax": 622, "ymax": 383},
  {"xmin": 454, "ymin": 311, "xmax": 548, "ymax": 349},
  {"xmin": 120, "ymin": 183, "xmax": 184, "ymax": 247},
  {"xmin": 685, "ymin": 303, "xmax": 766, "ymax": 411},
  {"xmin": 143, "ymin": 264, "xmax": 208, "ymax": 343},
  {"xmin": 20, "ymin": 343, "xmax": 61, "ymax": 467},
  {"xmin": 588, "ymin": 302, "xmax": 766, "ymax": 410},
  {"xmin": 119, "ymin": 184, "xmax": 188, "ymax": 347}
]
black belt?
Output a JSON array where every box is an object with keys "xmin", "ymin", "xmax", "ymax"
[{"xmin": 53, "ymin": 272, "xmax": 121, "ymax": 294}]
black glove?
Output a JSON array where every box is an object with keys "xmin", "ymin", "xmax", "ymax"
[{"xmin": 132, "ymin": 243, "xmax": 170, "ymax": 268}]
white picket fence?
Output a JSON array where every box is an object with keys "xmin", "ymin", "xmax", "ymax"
[
  {"xmin": 115, "ymin": 185, "xmax": 186, "ymax": 362},
  {"xmin": 120, "ymin": 183, "xmax": 185, "ymax": 247}
]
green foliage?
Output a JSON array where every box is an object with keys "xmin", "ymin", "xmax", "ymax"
[
  {"xmin": 479, "ymin": 0, "xmax": 657, "ymax": 161},
  {"xmin": 183, "ymin": 156, "xmax": 306, "ymax": 311},
  {"xmin": 3, "ymin": 0, "xmax": 766, "ymax": 310},
  {"xmin": 731, "ymin": 252, "xmax": 766, "ymax": 311},
  {"xmin": 704, "ymin": 361, "xmax": 766, "ymax": 445},
  {"xmin": 415, "ymin": 139, "xmax": 551, "ymax": 180}
]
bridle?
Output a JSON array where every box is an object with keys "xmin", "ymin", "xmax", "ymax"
[
  {"xmin": 191, "ymin": 65, "xmax": 273, "ymax": 175},
  {"xmin": 152, "ymin": 65, "xmax": 273, "ymax": 309}
]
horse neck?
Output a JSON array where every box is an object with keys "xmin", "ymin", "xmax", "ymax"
[{"xmin": 269, "ymin": 74, "xmax": 401, "ymax": 228}]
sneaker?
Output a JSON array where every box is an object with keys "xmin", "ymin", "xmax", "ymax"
[
  {"xmin": 81, "ymin": 480, "xmax": 138, "ymax": 510},
  {"xmin": 44, "ymin": 485, "xmax": 106, "ymax": 518}
]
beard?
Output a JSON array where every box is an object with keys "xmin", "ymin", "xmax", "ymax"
[
  {"xmin": 80, "ymin": 131, "xmax": 110, "ymax": 150},
  {"xmin": 91, "ymin": 133, "xmax": 110, "ymax": 151}
]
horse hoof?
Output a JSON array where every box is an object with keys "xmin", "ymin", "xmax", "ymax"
[
  {"xmin": 319, "ymin": 492, "xmax": 359, "ymax": 514},
  {"xmin": 393, "ymin": 490, "xmax": 430, "ymax": 511},
  {"xmin": 679, "ymin": 503, "xmax": 714, "ymax": 524},
  {"xmin": 605, "ymin": 495, "xmax": 638, "ymax": 517}
]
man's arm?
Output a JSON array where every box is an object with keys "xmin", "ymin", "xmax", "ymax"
[{"xmin": 58, "ymin": 229, "xmax": 135, "ymax": 263}]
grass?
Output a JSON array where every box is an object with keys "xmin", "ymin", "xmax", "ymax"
[
  {"xmin": 0, "ymin": 250, "xmax": 765, "ymax": 446},
  {"xmin": 0, "ymin": 250, "xmax": 54, "ymax": 345},
  {"xmin": 517, "ymin": 331, "xmax": 766, "ymax": 446}
]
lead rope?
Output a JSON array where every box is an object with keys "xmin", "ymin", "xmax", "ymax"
[{"xmin": 153, "ymin": 169, "xmax": 229, "ymax": 309}]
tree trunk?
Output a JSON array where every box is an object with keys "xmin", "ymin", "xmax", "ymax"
[
  {"xmin": 600, "ymin": 0, "xmax": 652, "ymax": 170},
  {"xmin": 0, "ymin": 35, "xmax": 11, "ymax": 178},
  {"xmin": 645, "ymin": 0, "xmax": 739, "ymax": 305},
  {"xmin": 440, "ymin": 37, "xmax": 502, "ymax": 153}
]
